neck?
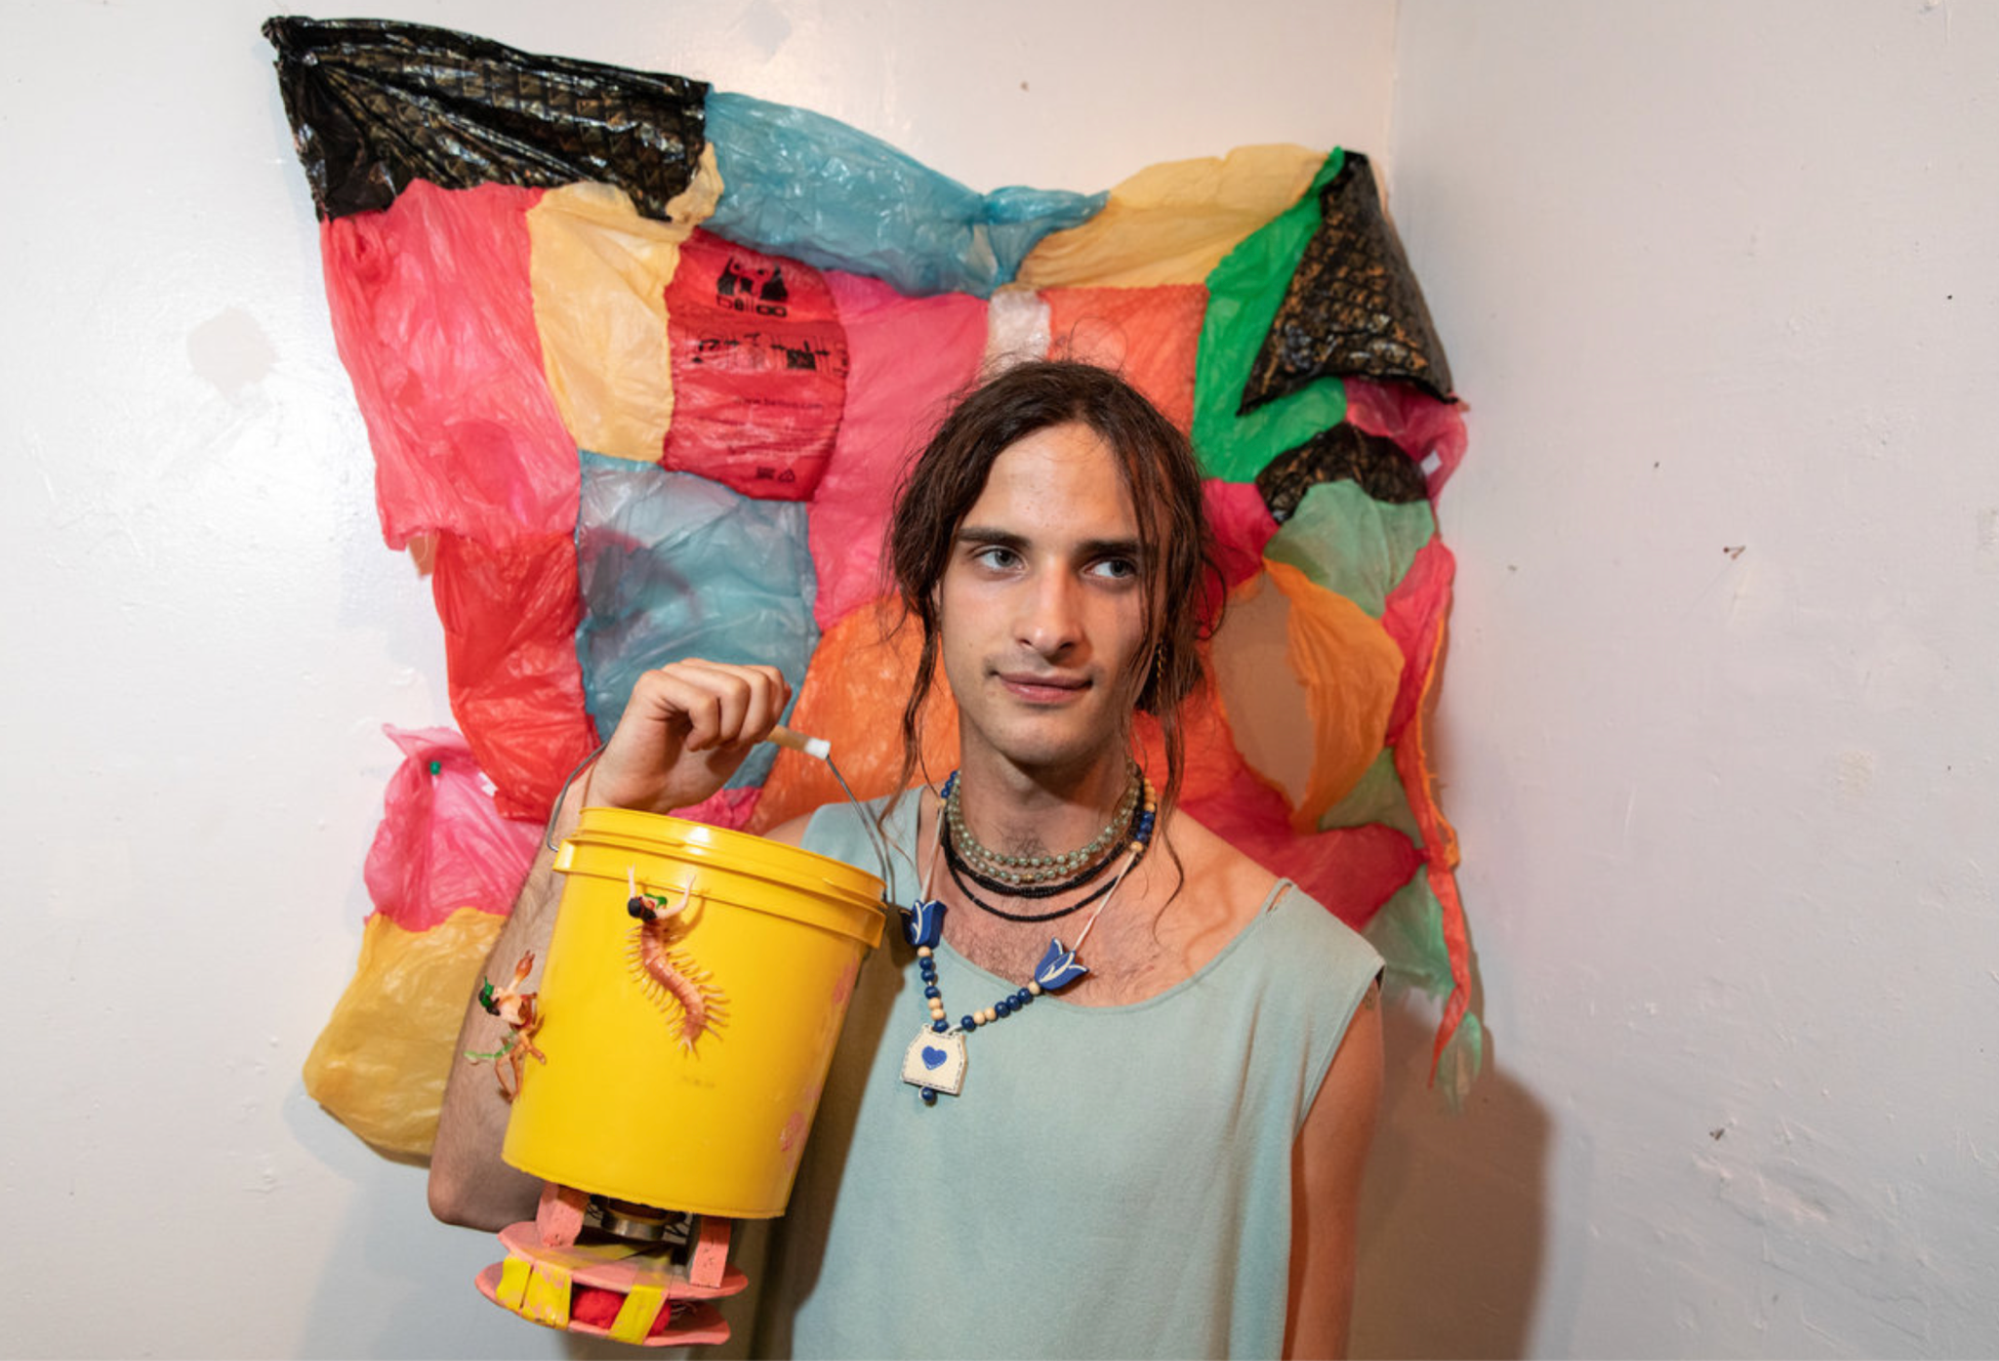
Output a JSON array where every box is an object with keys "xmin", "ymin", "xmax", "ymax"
[{"xmin": 952, "ymin": 745, "xmax": 1133, "ymax": 859}]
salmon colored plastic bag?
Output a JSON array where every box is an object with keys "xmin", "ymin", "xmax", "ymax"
[
  {"xmin": 1043, "ymin": 284, "xmax": 1206, "ymax": 432},
  {"xmin": 321, "ymin": 181, "xmax": 578, "ymax": 550},
  {"xmin": 1142, "ymin": 692, "xmax": 1419, "ymax": 929}
]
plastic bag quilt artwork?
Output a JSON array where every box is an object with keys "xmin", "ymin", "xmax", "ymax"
[{"xmin": 267, "ymin": 16, "xmax": 1481, "ymax": 1142}]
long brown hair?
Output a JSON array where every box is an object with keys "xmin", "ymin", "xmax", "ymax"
[{"xmin": 883, "ymin": 359, "xmax": 1223, "ymax": 827}]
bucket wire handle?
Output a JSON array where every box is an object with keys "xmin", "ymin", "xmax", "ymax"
[
  {"xmin": 772, "ymin": 727, "xmax": 901, "ymax": 895},
  {"xmin": 545, "ymin": 743, "xmax": 607, "ymax": 852},
  {"xmin": 541, "ymin": 730, "xmax": 902, "ymax": 896}
]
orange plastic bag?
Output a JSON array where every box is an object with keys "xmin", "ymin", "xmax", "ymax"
[
  {"xmin": 749, "ymin": 602, "xmax": 960, "ymax": 833},
  {"xmin": 1042, "ymin": 284, "xmax": 1206, "ymax": 432}
]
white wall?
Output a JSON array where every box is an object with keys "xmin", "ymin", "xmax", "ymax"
[
  {"xmin": 1354, "ymin": 1, "xmax": 1999, "ymax": 1356},
  {"xmin": 12, "ymin": 1, "xmax": 1996, "ymax": 1356},
  {"xmin": 0, "ymin": 3, "xmax": 1400, "ymax": 1356}
]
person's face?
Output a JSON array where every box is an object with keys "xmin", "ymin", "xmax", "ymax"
[{"xmin": 937, "ymin": 422, "xmax": 1149, "ymax": 780}]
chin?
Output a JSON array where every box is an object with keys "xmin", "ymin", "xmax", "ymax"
[{"xmin": 979, "ymin": 720, "xmax": 1123, "ymax": 775}]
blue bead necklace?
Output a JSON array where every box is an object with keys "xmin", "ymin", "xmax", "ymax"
[{"xmin": 898, "ymin": 769, "xmax": 1157, "ymax": 1104}]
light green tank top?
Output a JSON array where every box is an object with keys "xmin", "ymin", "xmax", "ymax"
[{"xmin": 745, "ymin": 795, "xmax": 1383, "ymax": 1359}]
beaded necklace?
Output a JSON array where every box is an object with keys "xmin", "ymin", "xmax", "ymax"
[
  {"xmin": 944, "ymin": 759, "xmax": 1139, "ymax": 886},
  {"xmin": 899, "ymin": 769, "xmax": 1157, "ymax": 1104}
]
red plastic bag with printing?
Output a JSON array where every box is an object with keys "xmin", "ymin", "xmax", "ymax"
[{"xmin": 660, "ymin": 230, "xmax": 850, "ymax": 500}]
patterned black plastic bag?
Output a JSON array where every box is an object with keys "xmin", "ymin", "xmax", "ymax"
[
  {"xmin": 264, "ymin": 16, "xmax": 709, "ymax": 221},
  {"xmin": 1256, "ymin": 421, "xmax": 1430, "ymax": 523},
  {"xmin": 1239, "ymin": 151, "xmax": 1455, "ymax": 407}
]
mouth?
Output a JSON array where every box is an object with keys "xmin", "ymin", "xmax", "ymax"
[{"xmin": 995, "ymin": 670, "xmax": 1091, "ymax": 704}]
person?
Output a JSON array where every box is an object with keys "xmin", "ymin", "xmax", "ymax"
[{"xmin": 430, "ymin": 360, "xmax": 1384, "ymax": 1358}]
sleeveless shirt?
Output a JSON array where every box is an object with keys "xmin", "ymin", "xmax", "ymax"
[{"xmin": 743, "ymin": 795, "xmax": 1383, "ymax": 1359}]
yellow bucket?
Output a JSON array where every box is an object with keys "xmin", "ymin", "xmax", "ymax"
[{"xmin": 502, "ymin": 806, "xmax": 886, "ymax": 1219}]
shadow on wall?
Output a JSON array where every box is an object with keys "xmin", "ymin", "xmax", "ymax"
[
  {"xmin": 1352, "ymin": 999, "xmax": 1553, "ymax": 1359},
  {"xmin": 286, "ymin": 1086, "xmax": 543, "ymax": 1360}
]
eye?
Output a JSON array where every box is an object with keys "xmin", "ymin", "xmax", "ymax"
[
  {"xmin": 971, "ymin": 544, "xmax": 1022, "ymax": 571},
  {"xmin": 1087, "ymin": 555, "xmax": 1139, "ymax": 582}
]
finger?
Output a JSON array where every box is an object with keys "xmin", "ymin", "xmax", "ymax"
[
  {"xmin": 673, "ymin": 661, "xmax": 756, "ymax": 751},
  {"xmin": 726, "ymin": 662, "xmax": 783, "ymax": 741},
  {"xmin": 680, "ymin": 661, "xmax": 790, "ymax": 749}
]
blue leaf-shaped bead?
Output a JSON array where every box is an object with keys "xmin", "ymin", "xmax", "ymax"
[
  {"xmin": 1034, "ymin": 938, "xmax": 1089, "ymax": 991},
  {"xmin": 903, "ymin": 897, "xmax": 945, "ymax": 948}
]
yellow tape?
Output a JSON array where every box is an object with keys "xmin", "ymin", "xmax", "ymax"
[
  {"xmin": 496, "ymin": 1255, "xmax": 532, "ymax": 1311},
  {"xmin": 609, "ymin": 1284, "xmax": 668, "ymax": 1344},
  {"xmin": 521, "ymin": 1260, "xmax": 573, "ymax": 1328}
]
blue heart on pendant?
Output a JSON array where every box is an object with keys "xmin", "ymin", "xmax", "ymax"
[{"xmin": 921, "ymin": 1045, "xmax": 948, "ymax": 1070}]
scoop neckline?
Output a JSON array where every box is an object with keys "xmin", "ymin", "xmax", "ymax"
[{"xmin": 875, "ymin": 790, "xmax": 1297, "ymax": 1018}]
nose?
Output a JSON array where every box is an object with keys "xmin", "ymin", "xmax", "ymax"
[{"xmin": 1018, "ymin": 568, "xmax": 1082, "ymax": 659}]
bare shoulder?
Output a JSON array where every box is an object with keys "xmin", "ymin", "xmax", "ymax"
[
  {"xmin": 763, "ymin": 812, "xmax": 811, "ymax": 847},
  {"xmin": 1143, "ymin": 807, "xmax": 1281, "ymax": 962},
  {"xmin": 1166, "ymin": 806, "xmax": 1281, "ymax": 912}
]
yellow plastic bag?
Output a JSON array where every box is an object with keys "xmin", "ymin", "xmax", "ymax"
[
  {"xmin": 1015, "ymin": 144, "xmax": 1324, "ymax": 289},
  {"xmin": 302, "ymin": 906, "xmax": 504, "ymax": 1157},
  {"xmin": 527, "ymin": 158, "xmax": 720, "ymax": 462}
]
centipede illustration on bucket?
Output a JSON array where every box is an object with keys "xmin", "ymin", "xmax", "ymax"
[{"xmin": 470, "ymin": 728, "xmax": 888, "ymax": 1347}]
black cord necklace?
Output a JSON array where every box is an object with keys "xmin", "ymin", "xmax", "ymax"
[{"xmin": 942, "ymin": 834, "xmax": 1119, "ymax": 922}]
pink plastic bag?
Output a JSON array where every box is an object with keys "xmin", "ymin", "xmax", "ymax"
[
  {"xmin": 807, "ymin": 270, "xmax": 987, "ymax": 629},
  {"xmin": 362, "ymin": 725, "xmax": 540, "ymax": 934},
  {"xmin": 1344, "ymin": 377, "xmax": 1468, "ymax": 501}
]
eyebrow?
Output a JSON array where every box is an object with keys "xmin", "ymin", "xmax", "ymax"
[{"xmin": 955, "ymin": 526, "xmax": 1143, "ymax": 561}]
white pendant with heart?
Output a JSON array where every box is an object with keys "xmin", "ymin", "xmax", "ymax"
[{"xmin": 900, "ymin": 1026, "xmax": 967, "ymax": 1097}]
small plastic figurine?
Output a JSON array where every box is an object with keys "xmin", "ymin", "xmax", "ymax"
[{"xmin": 474, "ymin": 951, "xmax": 546, "ymax": 1101}]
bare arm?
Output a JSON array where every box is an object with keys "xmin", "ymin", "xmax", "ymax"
[
  {"xmin": 427, "ymin": 660, "xmax": 792, "ymax": 1230},
  {"xmin": 1283, "ymin": 978, "xmax": 1385, "ymax": 1360}
]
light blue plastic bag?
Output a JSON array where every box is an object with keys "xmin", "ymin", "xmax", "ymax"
[
  {"xmin": 704, "ymin": 91, "xmax": 1105, "ymax": 298},
  {"xmin": 575, "ymin": 455, "xmax": 819, "ymax": 788}
]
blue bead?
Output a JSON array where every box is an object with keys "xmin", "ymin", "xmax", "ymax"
[
  {"xmin": 996, "ymin": 998, "xmax": 1012, "ymax": 1017},
  {"xmin": 923, "ymin": 984, "xmax": 940, "ymax": 999},
  {"xmin": 921, "ymin": 1087, "xmax": 937, "ymax": 1105},
  {"xmin": 932, "ymin": 1019, "xmax": 948, "ymax": 1033},
  {"xmin": 960, "ymin": 1015, "xmax": 977, "ymax": 1031},
  {"xmin": 1015, "ymin": 989, "xmax": 1031, "ymax": 1006}
]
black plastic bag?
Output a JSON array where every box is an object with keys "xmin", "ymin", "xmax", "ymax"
[
  {"xmin": 264, "ymin": 16, "xmax": 709, "ymax": 221},
  {"xmin": 1239, "ymin": 152, "xmax": 1455, "ymax": 407}
]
